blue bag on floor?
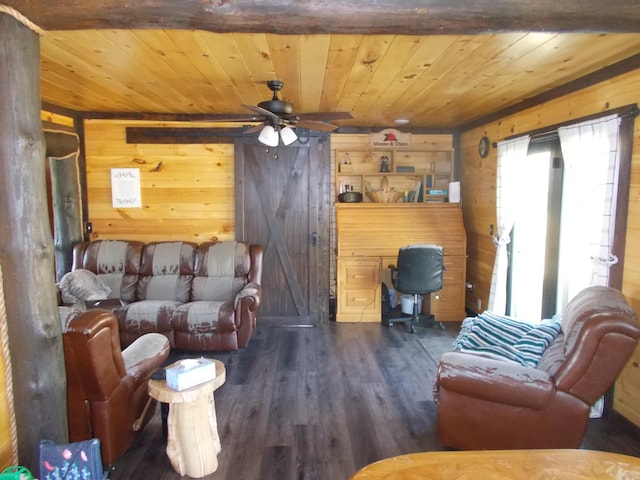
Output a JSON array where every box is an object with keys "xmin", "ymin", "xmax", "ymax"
[{"xmin": 39, "ymin": 439, "xmax": 108, "ymax": 479}]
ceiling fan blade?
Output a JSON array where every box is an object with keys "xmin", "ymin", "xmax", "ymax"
[
  {"xmin": 295, "ymin": 120, "xmax": 339, "ymax": 132},
  {"xmin": 244, "ymin": 123, "xmax": 266, "ymax": 134},
  {"xmin": 242, "ymin": 104, "xmax": 279, "ymax": 120},
  {"xmin": 297, "ymin": 112, "xmax": 353, "ymax": 121}
]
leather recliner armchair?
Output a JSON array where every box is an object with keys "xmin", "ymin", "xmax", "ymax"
[
  {"xmin": 63, "ymin": 308, "xmax": 170, "ymax": 465},
  {"xmin": 435, "ymin": 286, "xmax": 640, "ymax": 450}
]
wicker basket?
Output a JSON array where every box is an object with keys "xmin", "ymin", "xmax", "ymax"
[
  {"xmin": 366, "ymin": 190, "xmax": 404, "ymax": 203},
  {"xmin": 365, "ymin": 176, "xmax": 404, "ymax": 203}
]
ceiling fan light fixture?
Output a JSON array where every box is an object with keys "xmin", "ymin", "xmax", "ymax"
[
  {"xmin": 258, "ymin": 125, "xmax": 279, "ymax": 147},
  {"xmin": 280, "ymin": 126, "xmax": 297, "ymax": 146}
]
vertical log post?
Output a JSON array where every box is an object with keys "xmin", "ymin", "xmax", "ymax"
[{"xmin": 0, "ymin": 9, "xmax": 68, "ymax": 471}]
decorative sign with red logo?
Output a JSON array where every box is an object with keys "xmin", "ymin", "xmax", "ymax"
[{"xmin": 370, "ymin": 128, "xmax": 411, "ymax": 149}]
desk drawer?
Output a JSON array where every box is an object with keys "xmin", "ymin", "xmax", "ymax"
[
  {"xmin": 337, "ymin": 258, "xmax": 380, "ymax": 322},
  {"xmin": 339, "ymin": 259, "xmax": 380, "ymax": 288}
]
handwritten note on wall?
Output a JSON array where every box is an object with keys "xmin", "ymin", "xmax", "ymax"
[{"xmin": 111, "ymin": 168, "xmax": 141, "ymax": 208}]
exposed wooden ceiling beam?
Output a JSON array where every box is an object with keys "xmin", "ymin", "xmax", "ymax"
[{"xmin": 6, "ymin": 0, "xmax": 640, "ymax": 34}]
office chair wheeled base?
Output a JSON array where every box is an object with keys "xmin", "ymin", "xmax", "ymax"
[
  {"xmin": 384, "ymin": 315, "xmax": 445, "ymax": 333},
  {"xmin": 382, "ymin": 294, "xmax": 445, "ymax": 333}
]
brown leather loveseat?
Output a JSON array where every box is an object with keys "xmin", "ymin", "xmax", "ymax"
[
  {"xmin": 65, "ymin": 239, "xmax": 263, "ymax": 351},
  {"xmin": 63, "ymin": 308, "xmax": 170, "ymax": 465},
  {"xmin": 435, "ymin": 286, "xmax": 640, "ymax": 450}
]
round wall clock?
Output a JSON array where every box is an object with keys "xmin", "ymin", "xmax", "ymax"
[{"xmin": 479, "ymin": 136, "xmax": 490, "ymax": 158}]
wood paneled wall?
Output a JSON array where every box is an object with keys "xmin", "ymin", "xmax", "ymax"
[
  {"xmin": 459, "ymin": 68, "xmax": 640, "ymax": 425},
  {"xmin": 83, "ymin": 120, "xmax": 235, "ymax": 243}
]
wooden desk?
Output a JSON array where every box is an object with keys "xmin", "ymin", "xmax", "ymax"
[
  {"xmin": 148, "ymin": 359, "xmax": 226, "ymax": 478},
  {"xmin": 349, "ymin": 449, "xmax": 640, "ymax": 479},
  {"xmin": 336, "ymin": 203, "xmax": 466, "ymax": 322}
]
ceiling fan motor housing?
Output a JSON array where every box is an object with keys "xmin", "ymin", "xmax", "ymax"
[
  {"xmin": 258, "ymin": 99, "xmax": 294, "ymax": 115},
  {"xmin": 259, "ymin": 80, "xmax": 293, "ymax": 115}
]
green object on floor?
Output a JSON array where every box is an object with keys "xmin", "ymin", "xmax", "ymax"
[{"xmin": 0, "ymin": 466, "xmax": 35, "ymax": 480}]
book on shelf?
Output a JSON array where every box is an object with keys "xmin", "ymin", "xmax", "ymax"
[
  {"xmin": 413, "ymin": 180, "xmax": 422, "ymax": 202},
  {"xmin": 426, "ymin": 187, "xmax": 448, "ymax": 203}
]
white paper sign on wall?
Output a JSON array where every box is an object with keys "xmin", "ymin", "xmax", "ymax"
[{"xmin": 111, "ymin": 168, "xmax": 141, "ymax": 208}]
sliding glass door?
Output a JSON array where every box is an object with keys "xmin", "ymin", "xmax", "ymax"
[{"xmin": 507, "ymin": 139, "xmax": 562, "ymax": 320}]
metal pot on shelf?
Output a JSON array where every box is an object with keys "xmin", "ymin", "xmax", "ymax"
[{"xmin": 338, "ymin": 191, "xmax": 363, "ymax": 203}]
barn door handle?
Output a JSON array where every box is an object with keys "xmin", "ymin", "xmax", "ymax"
[{"xmin": 312, "ymin": 231, "xmax": 318, "ymax": 246}]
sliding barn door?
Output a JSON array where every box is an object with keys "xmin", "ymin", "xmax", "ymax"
[{"xmin": 235, "ymin": 136, "xmax": 330, "ymax": 324}]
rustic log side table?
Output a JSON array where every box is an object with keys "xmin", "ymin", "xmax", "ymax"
[{"xmin": 148, "ymin": 359, "xmax": 226, "ymax": 478}]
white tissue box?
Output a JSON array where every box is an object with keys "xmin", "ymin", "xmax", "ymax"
[{"xmin": 165, "ymin": 358, "xmax": 217, "ymax": 391}]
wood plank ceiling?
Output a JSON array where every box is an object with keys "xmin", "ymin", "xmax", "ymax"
[
  {"xmin": 2, "ymin": 0, "xmax": 629, "ymax": 130},
  {"xmin": 39, "ymin": 30, "xmax": 640, "ymax": 129}
]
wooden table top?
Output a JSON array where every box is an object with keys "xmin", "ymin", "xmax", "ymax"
[
  {"xmin": 349, "ymin": 449, "xmax": 640, "ymax": 479},
  {"xmin": 148, "ymin": 358, "xmax": 226, "ymax": 404}
]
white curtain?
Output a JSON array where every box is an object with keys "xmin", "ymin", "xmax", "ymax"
[
  {"xmin": 488, "ymin": 136, "xmax": 530, "ymax": 314},
  {"xmin": 556, "ymin": 115, "xmax": 621, "ymax": 311}
]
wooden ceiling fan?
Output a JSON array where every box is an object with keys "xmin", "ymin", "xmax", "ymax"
[{"xmin": 241, "ymin": 80, "xmax": 352, "ymax": 144}]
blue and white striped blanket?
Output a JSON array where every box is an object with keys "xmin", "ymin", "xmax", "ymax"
[{"xmin": 452, "ymin": 311, "xmax": 563, "ymax": 368}]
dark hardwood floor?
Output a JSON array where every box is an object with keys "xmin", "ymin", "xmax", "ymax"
[{"xmin": 109, "ymin": 321, "xmax": 640, "ymax": 479}]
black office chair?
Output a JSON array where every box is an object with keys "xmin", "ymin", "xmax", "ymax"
[{"xmin": 385, "ymin": 244, "xmax": 445, "ymax": 333}]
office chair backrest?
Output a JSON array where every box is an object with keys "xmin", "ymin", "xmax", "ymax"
[{"xmin": 396, "ymin": 244, "xmax": 444, "ymax": 294}]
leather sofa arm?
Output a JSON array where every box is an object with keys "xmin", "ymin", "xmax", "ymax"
[
  {"xmin": 437, "ymin": 351, "xmax": 555, "ymax": 410},
  {"xmin": 235, "ymin": 282, "xmax": 262, "ymax": 349},
  {"xmin": 234, "ymin": 282, "xmax": 262, "ymax": 312},
  {"xmin": 122, "ymin": 333, "xmax": 170, "ymax": 384}
]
